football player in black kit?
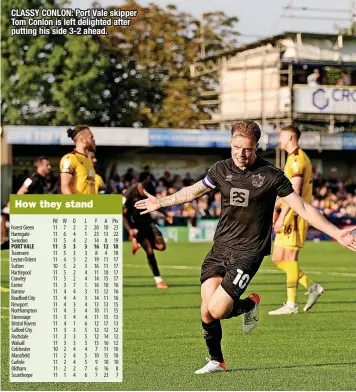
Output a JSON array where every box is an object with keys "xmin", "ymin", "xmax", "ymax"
[
  {"xmin": 135, "ymin": 120, "xmax": 356, "ymax": 374},
  {"xmin": 123, "ymin": 179, "xmax": 172, "ymax": 289},
  {"xmin": 16, "ymin": 156, "xmax": 52, "ymax": 194}
]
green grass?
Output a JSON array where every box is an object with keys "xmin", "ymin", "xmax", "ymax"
[{"xmin": 1, "ymin": 242, "xmax": 356, "ymax": 391}]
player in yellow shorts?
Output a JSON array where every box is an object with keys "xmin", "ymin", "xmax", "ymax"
[
  {"xmin": 269, "ymin": 125, "xmax": 324, "ymax": 315},
  {"xmin": 88, "ymin": 151, "xmax": 106, "ymax": 194},
  {"xmin": 60, "ymin": 125, "xmax": 97, "ymax": 194}
]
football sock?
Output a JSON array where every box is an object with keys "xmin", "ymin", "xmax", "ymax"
[
  {"xmin": 298, "ymin": 269, "xmax": 313, "ymax": 289},
  {"xmin": 225, "ymin": 298, "xmax": 255, "ymax": 319},
  {"xmin": 147, "ymin": 254, "xmax": 160, "ymax": 277},
  {"xmin": 154, "ymin": 276, "xmax": 163, "ymax": 284},
  {"xmin": 284, "ymin": 261, "xmax": 298, "ymax": 303},
  {"xmin": 202, "ymin": 319, "xmax": 224, "ymax": 363},
  {"xmin": 276, "ymin": 261, "xmax": 285, "ymax": 271},
  {"xmin": 132, "ymin": 238, "xmax": 140, "ymax": 249}
]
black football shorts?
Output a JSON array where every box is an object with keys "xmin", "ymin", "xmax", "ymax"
[
  {"xmin": 136, "ymin": 223, "xmax": 164, "ymax": 250},
  {"xmin": 200, "ymin": 243, "xmax": 264, "ymax": 300}
]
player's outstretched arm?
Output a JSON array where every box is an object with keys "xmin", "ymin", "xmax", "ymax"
[
  {"xmin": 134, "ymin": 180, "xmax": 210, "ymax": 215},
  {"xmin": 282, "ymin": 192, "xmax": 356, "ymax": 251}
]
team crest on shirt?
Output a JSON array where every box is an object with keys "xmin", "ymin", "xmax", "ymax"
[{"xmin": 252, "ymin": 173, "xmax": 265, "ymax": 188}]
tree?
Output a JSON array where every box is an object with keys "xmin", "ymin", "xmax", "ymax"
[
  {"xmin": 1, "ymin": 0, "xmax": 113, "ymax": 125},
  {"xmin": 100, "ymin": 0, "xmax": 239, "ymax": 128},
  {"xmin": 48, "ymin": 35, "xmax": 110, "ymax": 125},
  {"xmin": 198, "ymin": 11, "xmax": 239, "ymax": 58},
  {"xmin": 1, "ymin": 0, "xmax": 55, "ymax": 124},
  {"xmin": 339, "ymin": 22, "xmax": 356, "ymax": 36},
  {"xmin": 2, "ymin": 0, "xmax": 240, "ymax": 128}
]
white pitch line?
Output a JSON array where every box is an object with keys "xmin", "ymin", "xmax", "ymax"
[
  {"xmin": 298, "ymin": 266, "xmax": 356, "ymax": 271},
  {"xmin": 124, "ymin": 264, "xmax": 356, "ymax": 277},
  {"xmin": 326, "ymin": 272, "xmax": 356, "ymax": 277}
]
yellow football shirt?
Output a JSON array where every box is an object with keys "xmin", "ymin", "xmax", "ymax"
[
  {"xmin": 95, "ymin": 174, "xmax": 105, "ymax": 194},
  {"xmin": 60, "ymin": 151, "xmax": 96, "ymax": 194},
  {"xmin": 284, "ymin": 147, "xmax": 313, "ymax": 204},
  {"xmin": 275, "ymin": 147, "xmax": 313, "ymax": 249}
]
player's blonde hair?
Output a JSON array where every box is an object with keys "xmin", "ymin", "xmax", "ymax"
[
  {"xmin": 281, "ymin": 125, "xmax": 301, "ymax": 141},
  {"xmin": 231, "ymin": 120, "xmax": 261, "ymax": 143},
  {"xmin": 67, "ymin": 124, "xmax": 90, "ymax": 140}
]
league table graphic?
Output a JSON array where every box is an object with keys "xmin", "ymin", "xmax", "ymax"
[{"xmin": 9, "ymin": 195, "xmax": 123, "ymax": 383}]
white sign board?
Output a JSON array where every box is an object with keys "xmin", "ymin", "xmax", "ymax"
[{"xmin": 294, "ymin": 86, "xmax": 356, "ymax": 114}]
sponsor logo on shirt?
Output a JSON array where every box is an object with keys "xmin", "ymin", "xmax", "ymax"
[
  {"xmin": 62, "ymin": 158, "xmax": 70, "ymax": 169},
  {"xmin": 230, "ymin": 188, "xmax": 249, "ymax": 207},
  {"xmin": 292, "ymin": 161, "xmax": 300, "ymax": 174}
]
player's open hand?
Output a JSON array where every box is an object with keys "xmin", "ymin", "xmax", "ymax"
[
  {"xmin": 134, "ymin": 190, "xmax": 161, "ymax": 215},
  {"xmin": 274, "ymin": 216, "xmax": 284, "ymax": 234},
  {"xmin": 335, "ymin": 226, "xmax": 356, "ymax": 251}
]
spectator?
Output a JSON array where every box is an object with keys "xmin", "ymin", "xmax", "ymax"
[
  {"xmin": 326, "ymin": 168, "xmax": 339, "ymax": 193},
  {"xmin": 209, "ymin": 192, "xmax": 222, "ymax": 217},
  {"xmin": 336, "ymin": 182, "xmax": 348, "ymax": 200},
  {"xmin": 159, "ymin": 171, "xmax": 172, "ymax": 188},
  {"xmin": 183, "ymin": 172, "xmax": 194, "ymax": 187},
  {"xmin": 172, "ymin": 174, "xmax": 183, "ymax": 190},
  {"xmin": 156, "ymin": 180, "xmax": 167, "ymax": 193},
  {"xmin": 344, "ymin": 178, "xmax": 356, "ymax": 195},
  {"xmin": 182, "ymin": 201, "xmax": 198, "ymax": 227},
  {"xmin": 139, "ymin": 165, "xmax": 156, "ymax": 183},
  {"xmin": 123, "ymin": 168, "xmax": 135, "ymax": 183},
  {"xmin": 307, "ymin": 69, "xmax": 320, "ymax": 86},
  {"xmin": 107, "ymin": 173, "xmax": 125, "ymax": 194},
  {"xmin": 182, "ymin": 201, "xmax": 198, "ymax": 218},
  {"xmin": 197, "ymin": 195, "xmax": 210, "ymax": 218},
  {"xmin": 337, "ymin": 72, "xmax": 351, "ymax": 87}
]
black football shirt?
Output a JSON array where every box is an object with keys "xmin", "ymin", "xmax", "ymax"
[
  {"xmin": 123, "ymin": 185, "xmax": 154, "ymax": 227},
  {"xmin": 202, "ymin": 156, "xmax": 294, "ymax": 255}
]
